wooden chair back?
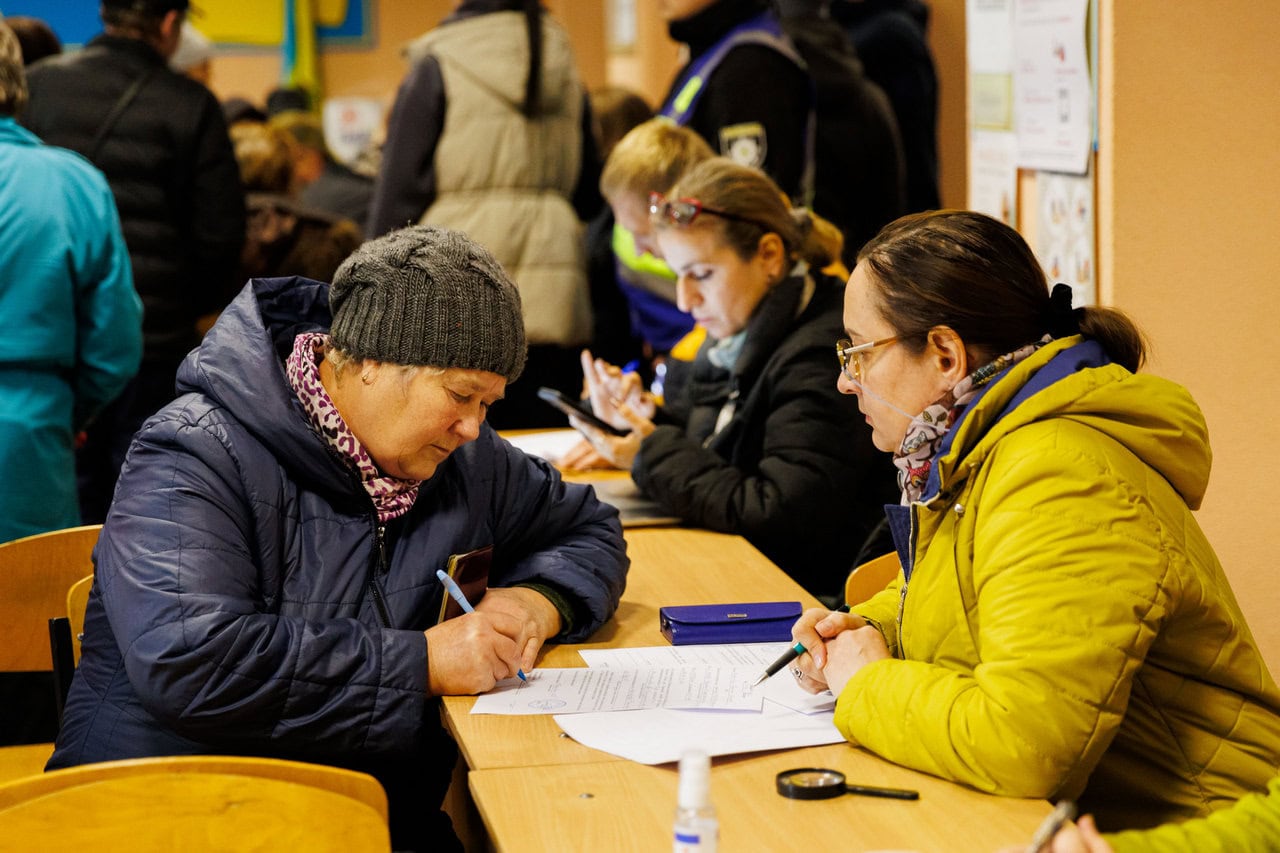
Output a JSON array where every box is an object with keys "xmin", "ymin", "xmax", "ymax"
[
  {"xmin": 0, "ymin": 755, "xmax": 390, "ymax": 851},
  {"xmin": 66, "ymin": 574, "xmax": 94, "ymax": 665},
  {"xmin": 844, "ymin": 551, "xmax": 901, "ymax": 607},
  {"xmin": 0, "ymin": 525, "xmax": 101, "ymax": 672}
]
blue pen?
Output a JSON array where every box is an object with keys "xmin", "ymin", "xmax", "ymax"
[{"xmin": 435, "ymin": 569, "xmax": 527, "ymax": 682}]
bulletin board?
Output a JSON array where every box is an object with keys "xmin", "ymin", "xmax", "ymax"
[
  {"xmin": 965, "ymin": 0, "xmax": 1098, "ymax": 306},
  {"xmin": 1, "ymin": 0, "xmax": 371, "ymax": 49}
]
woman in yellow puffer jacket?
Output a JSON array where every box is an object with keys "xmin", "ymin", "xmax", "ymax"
[{"xmin": 791, "ymin": 210, "xmax": 1280, "ymax": 832}]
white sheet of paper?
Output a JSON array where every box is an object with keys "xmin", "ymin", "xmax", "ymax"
[
  {"xmin": 469, "ymin": 667, "xmax": 763, "ymax": 715},
  {"xmin": 502, "ymin": 428, "xmax": 582, "ymax": 463},
  {"xmin": 553, "ymin": 699, "xmax": 844, "ymax": 765},
  {"xmin": 579, "ymin": 644, "xmax": 835, "ymax": 715},
  {"xmin": 579, "ymin": 643, "xmax": 788, "ymax": 670}
]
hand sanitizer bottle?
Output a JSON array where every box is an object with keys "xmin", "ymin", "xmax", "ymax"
[{"xmin": 673, "ymin": 750, "xmax": 718, "ymax": 852}]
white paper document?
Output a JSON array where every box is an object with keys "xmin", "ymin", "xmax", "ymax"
[
  {"xmin": 502, "ymin": 428, "xmax": 582, "ymax": 463},
  {"xmin": 553, "ymin": 700, "xmax": 844, "ymax": 765},
  {"xmin": 580, "ymin": 644, "xmax": 835, "ymax": 715},
  {"xmin": 579, "ymin": 642, "xmax": 788, "ymax": 670},
  {"xmin": 469, "ymin": 666, "xmax": 763, "ymax": 715}
]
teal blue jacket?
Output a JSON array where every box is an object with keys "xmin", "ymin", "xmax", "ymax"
[{"xmin": 0, "ymin": 117, "xmax": 141, "ymax": 541}]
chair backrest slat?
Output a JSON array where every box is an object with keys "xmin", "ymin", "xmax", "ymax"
[{"xmin": 0, "ymin": 526, "xmax": 102, "ymax": 672}]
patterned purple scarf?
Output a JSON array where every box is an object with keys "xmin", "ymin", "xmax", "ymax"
[
  {"xmin": 285, "ymin": 332, "xmax": 421, "ymax": 522},
  {"xmin": 893, "ymin": 337, "xmax": 1049, "ymax": 504}
]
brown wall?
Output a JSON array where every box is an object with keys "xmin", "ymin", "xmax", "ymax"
[{"xmin": 1097, "ymin": 2, "xmax": 1280, "ymax": 671}]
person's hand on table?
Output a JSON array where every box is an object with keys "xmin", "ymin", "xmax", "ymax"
[
  {"xmin": 424, "ymin": 610, "xmax": 524, "ymax": 695},
  {"xmin": 790, "ymin": 607, "xmax": 869, "ymax": 695},
  {"xmin": 580, "ymin": 348, "xmax": 656, "ymax": 428},
  {"xmin": 995, "ymin": 815, "xmax": 1113, "ymax": 853},
  {"xmin": 474, "ymin": 586, "xmax": 562, "ymax": 675},
  {"xmin": 559, "ymin": 436, "xmax": 619, "ymax": 471}
]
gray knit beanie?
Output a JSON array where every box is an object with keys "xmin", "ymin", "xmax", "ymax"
[{"xmin": 329, "ymin": 225, "xmax": 526, "ymax": 382}]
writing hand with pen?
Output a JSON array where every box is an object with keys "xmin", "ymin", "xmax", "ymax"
[
  {"xmin": 424, "ymin": 586, "xmax": 561, "ymax": 696},
  {"xmin": 789, "ymin": 607, "xmax": 891, "ymax": 696}
]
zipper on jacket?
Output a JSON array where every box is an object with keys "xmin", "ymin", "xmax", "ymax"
[
  {"xmin": 704, "ymin": 386, "xmax": 740, "ymax": 447},
  {"xmin": 367, "ymin": 522, "xmax": 392, "ymax": 628},
  {"xmin": 894, "ymin": 505, "xmax": 918, "ymax": 659}
]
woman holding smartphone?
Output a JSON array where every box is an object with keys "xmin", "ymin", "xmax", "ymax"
[{"xmin": 561, "ymin": 157, "xmax": 897, "ymax": 600}]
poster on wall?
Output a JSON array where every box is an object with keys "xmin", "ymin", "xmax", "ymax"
[
  {"xmin": 967, "ymin": 0, "xmax": 1016, "ymax": 132},
  {"xmin": 968, "ymin": 130, "xmax": 1019, "ymax": 225},
  {"xmin": 1013, "ymin": 0, "xmax": 1092, "ymax": 175},
  {"xmin": 0, "ymin": 0, "xmax": 370, "ymax": 48},
  {"xmin": 1035, "ymin": 169, "xmax": 1095, "ymax": 306}
]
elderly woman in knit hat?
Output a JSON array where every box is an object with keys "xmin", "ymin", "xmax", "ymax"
[{"xmin": 48, "ymin": 225, "xmax": 629, "ymax": 851}]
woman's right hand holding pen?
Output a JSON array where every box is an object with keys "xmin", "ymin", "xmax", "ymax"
[
  {"xmin": 791, "ymin": 607, "xmax": 879, "ymax": 696},
  {"xmin": 424, "ymin": 610, "xmax": 526, "ymax": 696}
]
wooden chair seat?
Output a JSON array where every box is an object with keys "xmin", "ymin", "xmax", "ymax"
[{"xmin": 0, "ymin": 755, "xmax": 390, "ymax": 852}]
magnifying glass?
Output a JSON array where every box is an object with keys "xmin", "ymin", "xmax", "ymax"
[{"xmin": 775, "ymin": 768, "xmax": 919, "ymax": 801}]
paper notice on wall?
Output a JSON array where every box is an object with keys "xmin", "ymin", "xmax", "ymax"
[
  {"xmin": 968, "ymin": 0, "xmax": 1016, "ymax": 130},
  {"xmin": 968, "ymin": 130, "xmax": 1020, "ymax": 225},
  {"xmin": 1013, "ymin": 0, "xmax": 1093, "ymax": 174},
  {"xmin": 1035, "ymin": 169, "xmax": 1095, "ymax": 306}
]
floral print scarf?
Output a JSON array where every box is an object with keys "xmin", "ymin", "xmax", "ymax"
[
  {"xmin": 893, "ymin": 336, "xmax": 1049, "ymax": 504},
  {"xmin": 285, "ymin": 332, "xmax": 421, "ymax": 522}
]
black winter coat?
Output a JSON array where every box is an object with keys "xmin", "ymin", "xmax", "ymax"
[
  {"xmin": 633, "ymin": 270, "xmax": 898, "ymax": 599},
  {"xmin": 24, "ymin": 35, "xmax": 246, "ymax": 366}
]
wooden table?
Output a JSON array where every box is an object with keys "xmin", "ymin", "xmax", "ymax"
[
  {"xmin": 469, "ymin": 745, "xmax": 1052, "ymax": 853},
  {"xmin": 441, "ymin": 527, "xmax": 818, "ymax": 770},
  {"xmin": 442, "ymin": 526, "xmax": 1053, "ymax": 851}
]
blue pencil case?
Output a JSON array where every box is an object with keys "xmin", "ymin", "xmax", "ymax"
[{"xmin": 659, "ymin": 601, "xmax": 802, "ymax": 645}]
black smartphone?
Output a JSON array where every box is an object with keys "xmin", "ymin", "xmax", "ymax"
[{"xmin": 536, "ymin": 386, "xmax": 628, "ymax": 436}]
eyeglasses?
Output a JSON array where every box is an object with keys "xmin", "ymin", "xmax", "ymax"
[
  {"xmin": 648, "ymin": 191, "xmax": 767, "ymax": 230},
  {"xmin": 836, "ymin": 336, "xmax": 902, "ymax": 384}
]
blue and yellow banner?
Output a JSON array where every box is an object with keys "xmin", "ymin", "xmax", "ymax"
[{"xmin": 0, "ymin": 0, "xmax": 368, "ymax": 51}]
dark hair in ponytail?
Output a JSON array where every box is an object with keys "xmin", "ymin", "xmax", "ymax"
[
  {"xmin": 522, "ymin": 0, "xmax": 542, "ymax": 118},
  {"xmin": 857, "ymin": 210, "xmax": 1147, "ymax": 372}
]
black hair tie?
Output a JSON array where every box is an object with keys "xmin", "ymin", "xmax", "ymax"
[{"xmin": 1047, "ymin": 282, "xmax": 1081, "ymax": 338}]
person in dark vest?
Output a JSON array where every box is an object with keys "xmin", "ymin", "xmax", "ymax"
[
  {"xmin": 660, "ymin": 0, "xmax": 812, "ymax": 200},
  {"xmin": 774, "ymin": 0, "xmax": 908, "ymax": 262},
  {"xmin": 22, "ymin": 0, "xmax": 246, "ymax": 524}
]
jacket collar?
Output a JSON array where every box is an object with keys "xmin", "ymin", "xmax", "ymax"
[
  {"xmin": 920, "ymin": 336, "xmax": 1109, "ymax": 502},
  {"xmin": 668, "ymin": 0, "xmax": 771, "ymax": 55},
  {"xmin": 0, "ymin": 116, "xmax": 41, "ymax": 147},
  {"xmin": 85, "ymin": 33, "xmax": 168, "ymax": 68},
  {"xmin": 731, "ymin": 266, "xmax": 815, "ymax": 379}
]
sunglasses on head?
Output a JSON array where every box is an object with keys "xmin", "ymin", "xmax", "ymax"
[{"xmin": 648, "ymin": 191, "xmax": 766, "ymax": 230}]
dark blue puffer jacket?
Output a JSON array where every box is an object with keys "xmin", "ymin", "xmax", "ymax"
[{"xmin": 49, "ymin": 277, "xmax": 628, "ymax": 819}]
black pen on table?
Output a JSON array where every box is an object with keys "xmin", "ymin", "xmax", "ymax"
[{"xmin": 751, "ymin": 605, "xmax": 851, "ymax": 688}]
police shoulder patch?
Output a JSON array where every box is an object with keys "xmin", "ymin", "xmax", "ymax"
[{"xmin": 718, "ymin": 122, "xmax": 767, "ymax": 169}]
